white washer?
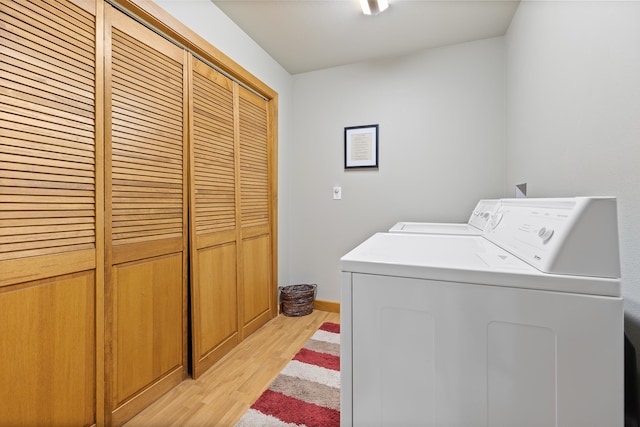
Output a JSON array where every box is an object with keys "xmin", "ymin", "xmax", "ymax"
[
  {"xmin": 389, "ymin": 199, "xmax": 498, "ymax": 235},
  {"xmin": 340, "ymin": 197, "xmax": 623, "ymax": 427}
]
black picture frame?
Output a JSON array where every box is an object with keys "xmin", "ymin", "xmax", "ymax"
[{"xmin": 344, "ymin": 124, "xmax": 379, "ymax": 169}]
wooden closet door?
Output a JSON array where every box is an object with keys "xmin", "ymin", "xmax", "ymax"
[
  {"xmin": 237, "ymin": 86, "xmax": 276, "ymax": 337},
  {"xmin": 189, "ymin": 57, "xmax": 239, "ymax": 378},
  {"xmin": 0, "ymin": 0, "xmax": 98, "ymax": 425},
  {"xmin": 104, "ymin": 6, "xmax": 188, "ymax": 425}
]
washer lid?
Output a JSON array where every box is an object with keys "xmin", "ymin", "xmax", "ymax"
[
  {"xmin": 389, "ymin": 199, "xmax": 499, "ymax": 235},
  {"xmin": 388, "ymin": 222, "xmax": 482, "ymax": 235},
  {"xmin": 340, "ymin": 233, "xmax": 620, "ymax": 297}
]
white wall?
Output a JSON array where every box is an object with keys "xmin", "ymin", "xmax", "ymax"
[
  {"xmin": 152, "ymin": 0, "xmax": 295, "ymax": 287},
  {"xmin": 290, "ymin": 38, "xmax": 506, "ymax": 302},
  {"xmin": 505, "ymin": 0, "xmax": 640, "ymax": 350}
]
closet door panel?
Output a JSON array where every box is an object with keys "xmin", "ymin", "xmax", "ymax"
[
  {"xmin": 113, "ymin": 253, "xmax": 183, "ymax": 403},
  {"xmin": 195, "ymin": 243, "xmax": 238, "ymax": 370},
  {"xmin": 0, "ymin": 0, "xmax": 97, "ymax": 273},
  {"xmin": 238, "ymin": 88, "xmax": 269, "ymax": 232},
  {"xmin": 241, "ymin": 234, "xmax": 271, "ymax": 331},
  {"xmin": 238, "ymin": 87, "xmax": 274, "ymax": 336},
  {"xmin": 0, "ymin": 271, "xmax": 95, "ymax": 426},
  {"xmin": 189, "ymin": 57, "xmax": 239, "ymax": 378},
  {"xmin": 105, "ymin": 7, "xmax": 187, "ymax": 424},
  {"xmin": 109, "ymin": 20, "xmax": 185, "ymax": 248},
  {"xmin": 0, "ymin": 1, "xmax": 98, "ymax": 425}
]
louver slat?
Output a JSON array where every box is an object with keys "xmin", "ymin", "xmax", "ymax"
[{"xmin": 0, "ymin": 0, "xmax": 95, "ymax": 261}]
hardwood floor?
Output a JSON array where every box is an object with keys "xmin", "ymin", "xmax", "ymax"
[{"xmin": 124, "ymin": 310, "xmax": 340, "ymax": 426}]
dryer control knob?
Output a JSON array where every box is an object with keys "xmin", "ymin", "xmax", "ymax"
[
  {"xmin": 538, "ymin": 227, "xmax": 554, "ymax": 244},
  {"xmin": 489, "ymin": 213, "xmax": 503, "ymax": 229}
]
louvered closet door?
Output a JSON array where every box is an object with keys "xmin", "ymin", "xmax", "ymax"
[
  {"xmin": 189, "ymin": 57, "xmax": 239, "ymax": 378},
  {"xmin": 105, "ymin": 6, "xmax": 187, "ymax": 425},
  {"xmin": 0, "ymin": 0, "xmax": 97, "ymax": 425},
  {"xmin": 238, "ymin": 86, "xmax": 275, "ymax": 337}
]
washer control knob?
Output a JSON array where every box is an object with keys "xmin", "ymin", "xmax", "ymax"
[{"xmin": 538, "ymin": 227, "xmax": 554, "ymax": 244}]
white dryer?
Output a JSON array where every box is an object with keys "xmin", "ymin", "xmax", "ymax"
[
  {"xmin": 389, "ymin": 199, "xmax": 498, "ymax": 235},
  {"xmin": 340, "ymin": 197, "xmax": 623, "ymax": 427}
]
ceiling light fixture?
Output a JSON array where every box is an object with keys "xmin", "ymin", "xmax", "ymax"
[{"xmin": 360, "ymin": 0, "xmax": 389, "ymax": 16}]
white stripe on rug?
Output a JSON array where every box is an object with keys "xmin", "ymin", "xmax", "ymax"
[
  {"xmin": 310, "ymin": 329, "xmax": 340, "ymax": 345},
  {"xmin": 280, "ymin": 360, "xmax": 340, "ymax": 389},
  {"xmin": 234, "ymin": 409, "xmax": 303, "ymax": 427}
]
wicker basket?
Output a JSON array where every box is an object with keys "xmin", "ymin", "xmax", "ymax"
[{"xmin": 280, "ymin": 284, "xmax": 317, "ymax": 317}]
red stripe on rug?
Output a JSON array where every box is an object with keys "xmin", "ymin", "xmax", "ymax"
[
  {"xmin": 293, "ymin": 347, "xmax": 340, "ymax": 371},
  {"xmin": 252, "ymin": 389, "xmax": 340, "ymax": 427},
  {"xmin": 319, "ymin": 322, "xmax": 340, "ymax": 334}
]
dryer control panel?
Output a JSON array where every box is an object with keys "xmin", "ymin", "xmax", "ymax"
[{"xmin": 483, "ymin": 197, "xmax": 620, "ymax": 278}]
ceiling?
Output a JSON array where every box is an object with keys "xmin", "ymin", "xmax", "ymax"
[{"xmin": 211, "ymin": 0, "xmax": 521, "ymax": 75}]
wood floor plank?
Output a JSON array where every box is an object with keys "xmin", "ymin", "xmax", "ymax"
[{"xmin": 123, "ymin": 310, "xmax": 340, "ymax": 426}]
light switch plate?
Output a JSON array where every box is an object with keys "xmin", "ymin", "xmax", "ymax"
[{"xmin": 333, "ymin": 186, "xmax": 342, "ymax": 200}]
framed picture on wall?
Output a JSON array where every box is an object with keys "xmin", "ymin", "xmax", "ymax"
[{"xmin": 344, "ymin": 124, "xmax": 379, "ymax": 169}]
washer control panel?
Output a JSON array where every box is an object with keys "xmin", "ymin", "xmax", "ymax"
[
  {"xmin": 467, "ymin": 199, "xmax": 499, "ymax": 230},
  {"xmin": 483, "ymin": 197, "xmax": 620, "ymax": 278}
]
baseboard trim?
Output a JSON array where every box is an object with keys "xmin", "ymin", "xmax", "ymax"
[{"xmin": 314, "ymin": 299, "xmax": 340, "ymax": 313}]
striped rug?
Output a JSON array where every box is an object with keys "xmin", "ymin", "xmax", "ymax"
[{"xmin": 235, "ymin": 322, "xmax": 340, "ymax": 427}]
